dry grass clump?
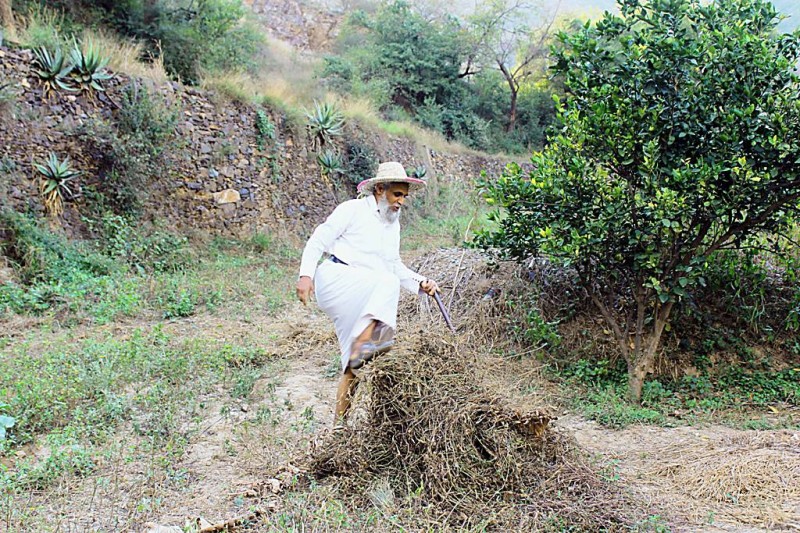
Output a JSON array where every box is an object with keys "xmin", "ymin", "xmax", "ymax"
[
  {"xmin": 81, "ymin": 30, "xmax": 169, "ymax": 85},
  {"xmin": 302, "ymin": 334, "xmax": 645, "ymax": 529},
  {"xmin": 649, "ymin": 431, "xmax": 800, "ymax": 526}
]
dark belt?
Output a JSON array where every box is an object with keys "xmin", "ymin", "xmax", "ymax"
[{"xmin": 329, "ymin": 255, "xmax": 348, "ymax": 265}]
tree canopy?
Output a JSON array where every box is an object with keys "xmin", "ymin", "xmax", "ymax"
[{"xmin": 477, "ymin": 0, "xmax": 800, "ymax": 401}]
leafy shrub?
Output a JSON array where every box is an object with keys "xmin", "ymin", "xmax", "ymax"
[
  {"xmin": 0, "ymin": 212, "xmax": 112, "ymax": 284},
  {"xmin": 80, "ymin": 82, "xmax": 179, "ymax": 215},
  {"xmin": 20, "ymin": 0, "xmax": 262, "ymax": 85},
  {"xmin": 343, "ymin": 142, "xmax": 378, "ymax": 187},
  {"xmin": 0, "ymin": 211, "xmax": 117, "ymax": 314},
  {"xmin": 95, "ymin": 212, "xmax": 189, "ymax": 273},
  {"xmin": 160, "ymin": 285, "xmax": 198, "ymax": 319}
]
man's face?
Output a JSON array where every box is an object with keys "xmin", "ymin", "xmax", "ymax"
[{"xmin": 376, "ymin": 182, "xmax": 409, "ymax": 223}]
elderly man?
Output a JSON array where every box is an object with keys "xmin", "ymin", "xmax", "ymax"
[{"xmin": 296, "ymin": 161, "xmax": 439, "ymax": 425}]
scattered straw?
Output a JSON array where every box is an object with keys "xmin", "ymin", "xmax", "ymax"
[{"xmin": 647, "ymin": 431, "xmax": 800, "ymax": 527}]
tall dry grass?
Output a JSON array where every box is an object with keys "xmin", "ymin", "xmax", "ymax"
[{"xmin": 81, "ymin": 29, "xmax": 169, "ymax": 85}]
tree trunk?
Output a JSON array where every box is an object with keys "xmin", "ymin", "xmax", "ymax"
[
  {"xmin": 506, "ymin": 88, "xmax": 518, "ymax": 133},
  {"xmin": 626, "ymin": 301, "xmax": 674, "ymax": 403},
  {"xmin": 0, "ymin": 0, "xmax": 16, "ymax": 43}
]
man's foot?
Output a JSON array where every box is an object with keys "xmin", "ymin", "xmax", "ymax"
[
  {"xmin": 332, "ymin": 416, "xmax": 346, "ymax": 431},
  {"xmin": 348, "ymin": 339, "xmax": 395, "ymax": 370}
]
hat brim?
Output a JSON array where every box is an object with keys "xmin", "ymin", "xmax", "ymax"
[{"xmin": 356, "ymin": 176, "xmax": 427, "ymax": 194}]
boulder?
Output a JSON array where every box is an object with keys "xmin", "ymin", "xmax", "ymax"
[{"xmin": 212, "ymin": 189, "xmax": 241, "ymax": 205}]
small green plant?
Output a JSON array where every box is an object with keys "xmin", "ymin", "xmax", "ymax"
[
  {"xmin": 255, "ymin": 109, "xmax": 276, "ymax": 150},
  {"xmin": 34, "ymin": 152, "xmax": 80, "ymax": 217},
  {"xmin": 0, "ymin": 80, "xmax": 18, "ymax": 116},
  {"xmin": 160, "ymin": 286, "xmax": 198, "ymax": 319},
  {"xmin": 408, "ymin": 165, "xmax": 427, "ymax": 179},
  {"xmin": 305, "ymin": 100, "xmax": 345, "ymax": 149},
  {"xmin": 317, "ymin": 149, "xmax": 343, "ymax": 178},
  {"xmin": 31, "ymin": 46, "xmax": 75, "ymax": 99},
  {"xmin": 68, "ymin": 38, "xmax": 113, "ymax": 94}
]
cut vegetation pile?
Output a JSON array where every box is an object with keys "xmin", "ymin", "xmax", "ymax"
[{"xmin": 303, "ymin": 335, "xmax": 645, "ymax": 529}]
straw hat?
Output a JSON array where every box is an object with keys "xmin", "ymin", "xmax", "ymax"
[{"xmin": 356, "ymin": 161, "xmax": 426, "ymax": 195}]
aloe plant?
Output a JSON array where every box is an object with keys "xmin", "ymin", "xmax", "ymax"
[
  {"xmin": 31, "ymin": 46, "xmax": 75, "ymax": 99},
  {"xmin": 34, "ymin": 152, "xmax": 81, "ymax": 217},
  {"xmin": 317, "ymin": 149, "xmax": 343, "ymax": 177},
  {"xmin": 408, "ymin": 165, "xmax": 427, "ymax": 179},
  {"xmin": 69, "ymin": 38, "xmax": 113, "ymax": 93},
  {"xmin": 305, "ymin": 100, "xmax": 345, "ymax": 149}
]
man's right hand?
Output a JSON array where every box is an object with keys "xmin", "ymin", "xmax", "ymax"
[{"xmin": 296, "ymin": 276, "xmax": 314, "ymax": 305}]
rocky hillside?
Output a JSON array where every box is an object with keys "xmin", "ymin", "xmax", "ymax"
[{"xmin": 0, "ymin": 45, "xmax": 506, "ymax": 238}]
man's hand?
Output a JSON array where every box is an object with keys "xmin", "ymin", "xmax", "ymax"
[
  {"xmin": 420, "ymin": 279, "xmax": 438, "ymax": 297},
  {"xmin": 296, "ymin": 276, "xmax": 314, "ymax": 305}
]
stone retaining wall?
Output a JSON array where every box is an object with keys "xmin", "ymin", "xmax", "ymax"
[{"xmin": 0, "ymin": 45, "xmax": 510, "ymax": 238}]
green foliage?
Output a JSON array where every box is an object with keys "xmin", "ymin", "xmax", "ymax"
[
  {"xmin": 33, "ymin": 152, "xmax": 80, "ymax": 217},
  {"xmin": 555, "ymin": 353, "xmax": 800, "ymax": 429},
  {"xmin": 478, "ymin": 0, "xmax": 800, "ymax": 400},
  {"xmin": 320, "ymin": 1, "xmax": 557, "ymax": 153},
  {"xmin": 160, "ymin": 284, "xmax": 198, "ymax": 319},
  {"xmin": 157, "ymin": 0, "xmax": 261, "ymax": 84},
  {"xmin": 507, "ymin": 299, "xmax": 561, "ymax": 350},
  {"xmin": 255, "ymin": 109, "xmax": 276, "ymax": 151},
  {"xmin": 67, "ymin": 37, "xmax": 112, "ymax": 93},
  {"xmin": 80, "ymin": 81, "xmax": 179, "ymax": 215},
  {"xmin": 305, "ymin": 100, "xmax": 345, "ymax": 149},
  {"xmin": 94, "ymin": 212, "xmax": 189, "ymax": 273},
  {"xmin": 317, "ymin": 149, "xmax": 343, "ymax": 178},
  {"xmin": 343, "ymin": 142, "xmax": 378, "ymax": 187},
  {"xmin": 31, "ymin": 45, "xmax": 75, "ymax": 98},
  {"xmin": 0, "ymin": 211, "xmax": 117, "ymax": 315},
  {"xmin": 27, "ymin": 0, "xmax": 263, "ymax": 85}
]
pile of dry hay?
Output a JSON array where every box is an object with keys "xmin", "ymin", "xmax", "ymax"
[{"xmin": 303, "ymin": 337, "xmax": 645, "ymax": 529}]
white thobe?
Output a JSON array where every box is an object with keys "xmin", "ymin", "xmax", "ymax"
[{"xmin": 298, "ymin": 195, "xmax": 426, "ymax": 370}]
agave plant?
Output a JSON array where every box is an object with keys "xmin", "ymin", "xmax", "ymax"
[
  {"xmin": 408, "ymin": 165, "xmax": 427, "ymax": 180},
  {"xmin": 34, "ymin": 153, "xmax": 81, "ymax": 217},
  {"xmin": 69, "ymin": 38, "xmax": 113, "ymax": 94},
  {"xmin": 305, "ymin": 101, "xmax": 345, "ymax": 149},
  {"xmin": 31, "ymin": 46, "xmax": 75, "ymax": 99},
  {"xmin": 317, "ymin": 149, "xmax": 343, "ymax": 177}
]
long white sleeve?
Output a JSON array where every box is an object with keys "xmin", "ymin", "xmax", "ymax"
[{"xmin": 298, "ymin": 200, "xmax": 356, "ymax": 279}]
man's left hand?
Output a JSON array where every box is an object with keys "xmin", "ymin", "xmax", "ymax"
[{"xmin": 420, "ymin": 279, "xmax": 438, "ymax": 296}]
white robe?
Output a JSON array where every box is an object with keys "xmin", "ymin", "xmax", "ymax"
[{"xmin": 298, "ymin": 195, "xmax": 425, "ymax": 370}]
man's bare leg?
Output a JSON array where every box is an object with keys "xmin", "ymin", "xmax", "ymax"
[
  {"xmin": 333, "ymin": 320, "xmax": 378, "ymax": 425},
  {"xmin": 334, "ymin": 367, "xmax": 357, "ymax": 425}
]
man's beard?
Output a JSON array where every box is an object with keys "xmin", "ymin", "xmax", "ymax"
[{"xmin": 377, "ymin": 195, "xmax": 401, "ymax": 223}]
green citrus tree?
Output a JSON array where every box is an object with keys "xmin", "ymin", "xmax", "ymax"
[{"xmin": 477, "ymin": 0, "xmax": 800, "ymax": 401}]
